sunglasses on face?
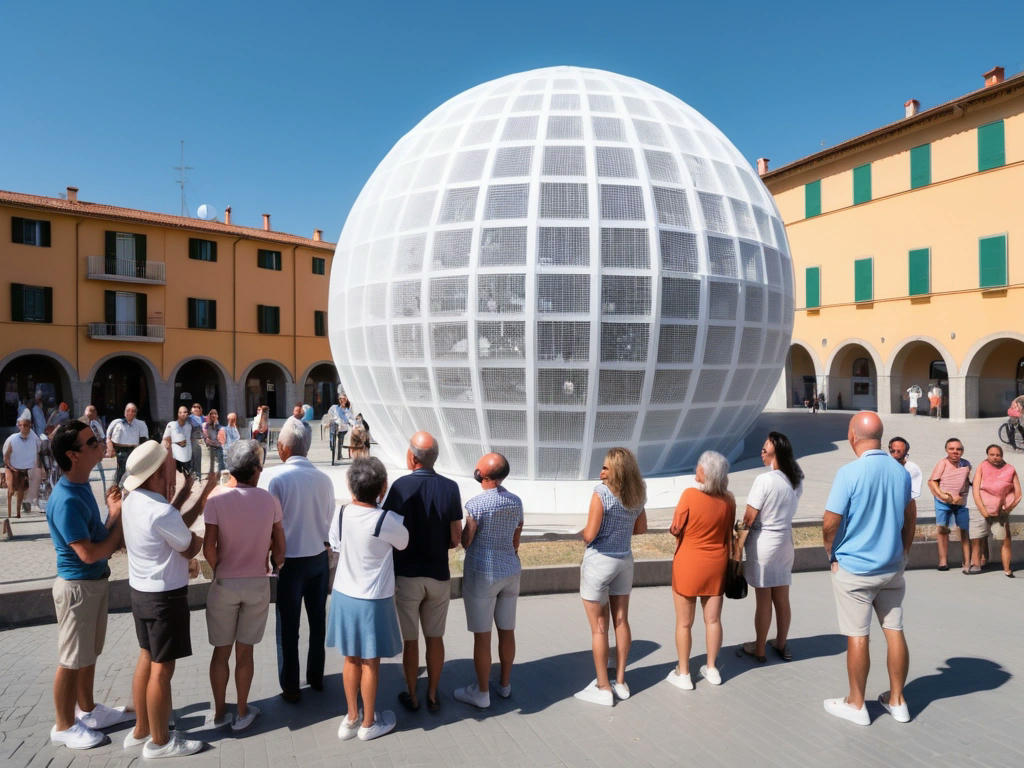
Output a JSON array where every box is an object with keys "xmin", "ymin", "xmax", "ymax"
[{"xmin": 72, "ymin": 435, "xmax": 99, "ymax": 452}]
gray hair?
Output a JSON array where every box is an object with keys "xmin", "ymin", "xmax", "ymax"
[
  {"xmin": 278, "ymin": 417, "xmax": 310, "ymax": 456},
  {"xmin": 409, "ymin": 439, "xmax": 439, "ymax": 469},
  {"xmin": 225, "ymin": 439, "xmax": 263, "ymax": 484},
  {"xmin": 348, "ymin": 457, "xmax": 388, "ymax": 504},
  {"xmin": 697, "ymin": 450, "xmax": 730, "ymax": 496}
]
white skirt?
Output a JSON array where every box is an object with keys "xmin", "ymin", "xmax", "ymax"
[{"xmin": 743, "ymin": 529, "xmax": 794, "ymax": 588}]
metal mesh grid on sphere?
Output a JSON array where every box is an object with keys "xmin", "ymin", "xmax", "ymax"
[{"xmin": 329, "ymin": 66, "xmax": 794, "ymax": 480}]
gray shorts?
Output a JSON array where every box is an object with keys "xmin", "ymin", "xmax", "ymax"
[
  {"xmin": 462, "ymin": 571, "xmax": 520, "ymax": 633},
  {"xmin": 580, "ymin": 549, "xmax": 633, "ymax": 604},
  {"xmin": 970, "ymin": 509, "xmax": 1009, "ymax": 540},
  {"xmin": 831, "ymin": 564, "xmax": 905, "ymax": 637}
]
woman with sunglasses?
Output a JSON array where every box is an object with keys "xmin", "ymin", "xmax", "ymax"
[{"xmin": 734, "ymin": 432, "xmax": 803, "ymax": 663}]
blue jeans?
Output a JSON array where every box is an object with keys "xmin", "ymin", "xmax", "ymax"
[
  {"xmin": 275, "ymin": 551, "xmax": 329, "ymax": 693},
  {"xmin": 206, "ymin": 445, "xmax": 224, "ymax": 476}
]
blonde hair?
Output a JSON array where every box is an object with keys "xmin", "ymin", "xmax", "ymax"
[{"xmin": 603, "ymin": 447, "xmax": 646, "ymax": 510}]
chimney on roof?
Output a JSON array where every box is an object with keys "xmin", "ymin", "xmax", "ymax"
[
  {"xmin": 756, "ymin": 158, "xmax": 770, "ymax": 176},
  {"xmin": 313, "ymin": 229, "xmax": 323, "ymax": 242},
  {"xmin": 66, "ymin": 186, "xmax": 78, "ymax": 203},
  {"xmin": 904, "ymin": 99, "xmax": 920, "ymax": 118},
  {"xmin": 262, "ymin": 213, "xmax": 271, "ymax": 231},
  {"xmin": 224, "ymin": 206, "xmax": 231, "ymax": 225},
  {"xmin": 983, "ymin": 66, "xmax": 1005, "ymax": 87}
]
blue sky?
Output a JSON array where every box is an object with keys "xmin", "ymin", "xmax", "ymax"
[{"xmin": 3, "ymin": 1, "xmax": 1022, "ymax": 239}]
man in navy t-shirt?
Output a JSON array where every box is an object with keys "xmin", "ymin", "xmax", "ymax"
[{"xmin": 46, "ymin": 422, "xmax": 129, "ymax": 750}]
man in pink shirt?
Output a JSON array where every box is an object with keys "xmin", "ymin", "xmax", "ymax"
[
  {"xmin": 927, "ymin": 438, "xmax": 971, "ymax": 573},
  {"xmin": 203, "ymin": 440, "xmax": 285, "ymax": 732}
]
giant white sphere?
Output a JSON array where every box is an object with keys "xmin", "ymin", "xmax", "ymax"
[{"xmin": 329, "ymin": 66, "xmax": 793, "ymax": 480}]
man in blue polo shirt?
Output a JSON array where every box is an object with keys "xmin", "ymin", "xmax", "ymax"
[
  {"xmin": 822, "ymin": 411, "xmax": 915, "ymax": 727},
  {"xmin": 46, "ymin": 421, "xmax": 130, "ymax": 749}
]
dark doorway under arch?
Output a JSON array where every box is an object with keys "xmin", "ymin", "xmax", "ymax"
[
  {"xmin": 90, "ymin": 356, "xmax": 153, "ymax": 428},
  {"xmin": 2, "ymin": 354, "xmax": 70, "ymax": 428},
  {"xmin": 304, "ymin": 364, "xmax": 340, "ymax": 418},
  {"xmin": 245, "ymin": 363, "xmax": 287, "ymax": 418},
  {"xmin": 174, "ymin": 359, "xmax": 225, "ymax": 416}
]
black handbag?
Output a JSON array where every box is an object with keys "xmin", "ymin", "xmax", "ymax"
[{"xmin": 724, "ymin": 558, "xmax": 748, "ymax": 600}]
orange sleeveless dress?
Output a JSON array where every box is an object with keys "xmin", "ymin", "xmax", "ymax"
[{"xmin": 671, "ymin": 488, "xmax": 736, "ymax": 597}]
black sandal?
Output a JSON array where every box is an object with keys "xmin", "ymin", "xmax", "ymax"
[
  {"xmin": 770, "ymin": 642, "xmax": 792, "ymax": 661},
  {"xmin": 738, "ymin": 641, "xmax": 766, "ymax": 663},
  {"xmin": 426, "ymin": 696, "xmax": 441, "ymax": 713},
  {"xmin": 398, "ymin": 691, "xmax": 420, "ymax": 712}
]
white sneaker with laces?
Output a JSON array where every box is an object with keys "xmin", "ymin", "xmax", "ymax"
[
  {"xmin": 142, "ymin": 732, "xmax": 205, "ymax": 758},
  {"xmin": 611, "ymin": 681, "xmax": 630, "ymax": 700},
  {"xmin": 495, "ymin": 682, "xmax": 512, "ymax": 699},
  {"xmin": 50, "ymin": 722, "xmax": 105, "ymax": 750},
  {"xmin": 123, "ymin": 729, "xmax": 149, "ymax": 748},
  {"xmin": 665, "ymin": 669, "xmax": 694, "ymax": 690},
  {"xmin": 823, "ymin": 697, "xmax": 870, "ymax": 726},
  {"xmin": 357, "ymin": 710, "xmax": 396, "ymax": 741},
  {"xmin": 204, "ymin": 710, "xmax": 231, "ymax": 728},
  {"xmin": 75, "ymin": 703, "xmax": 133, "ymax": 730},
  {"xmin": 231, "ymin": 705, "xmax": 260, "ymax": 732},
  {"xmin": 337, "ymin": 710, "xmax": 361, "ymax": 741},
  {"xmin": 573, "ymin": 679, "xmax": 613, "ymax": 706},
  {"xmin": 878, "ymin": 693, "xmax": 911, "ymax": 723},
  {"xmin": 699, "ymin": 664, "xmax": 722, "ymax": 685},
  {"xmin": 454, "ymin": 682, "xmax": 490, "ymax": 709}
]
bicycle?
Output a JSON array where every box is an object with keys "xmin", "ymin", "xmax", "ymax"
[{"xmin": 998, "ymin": 419, "xmax": 1023, "ymax": 452}]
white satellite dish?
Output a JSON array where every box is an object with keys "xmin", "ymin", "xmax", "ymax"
[{"xmin": 196, "ymin": 203, "xmax": 217, "ymax": 221}]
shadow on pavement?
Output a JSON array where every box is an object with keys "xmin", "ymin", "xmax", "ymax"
[
  {"xmin": 900, "ymin": 656, "xmax": 1011, "ymax": 716},
  {"xmin": 731, "ymin": 412, "xmax": 848, "ymax": 469},
  {"xmin": 725, "ymin": 632, "xmax": 848, "ymax": 680}
]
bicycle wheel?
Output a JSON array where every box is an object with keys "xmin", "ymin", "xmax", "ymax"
[{"xmin": 998, "ymin": 422, "xmax": 1013, "ymax": 447}]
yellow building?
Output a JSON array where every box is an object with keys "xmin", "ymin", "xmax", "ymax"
[
  {"xmin": 1, "ymin": 187, "xmax": 339, "ymax": 432},
  {"xmin": 763, "ymin": 66, "xmax": 1024, "ymax": 420}
]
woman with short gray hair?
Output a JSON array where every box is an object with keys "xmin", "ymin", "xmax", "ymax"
[
  {"xmin": 327, "ymin": 457, "xmax": 409, "ymax": 741},
  {"xmin": 202, "ymin": 440, "xmax": 286, "ymax": 732},
  {"xmin": 666, "ymin": 450, "xmax": 736, "ymax": 690}
]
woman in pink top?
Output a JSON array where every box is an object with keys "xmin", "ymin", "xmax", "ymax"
[
  {"xmin": 971, "ymin": 445, "xmax": 1021, "ymax": 577},
  {"xmin": 202, "ymin": 440, "xmax": 286, "ymax": 731},
  {"xmin": 927, "ymin": 438, "xmax": 972, "ymax": 573}
]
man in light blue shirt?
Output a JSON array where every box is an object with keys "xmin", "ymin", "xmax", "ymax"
[{"xmin": 822, "ymin": 411, "xmax": 915, "ymax": 727}]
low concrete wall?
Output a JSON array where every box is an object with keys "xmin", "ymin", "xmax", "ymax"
[{"xmin": 4, "ymin": 540, "xmax": 1022, "ymax": 629}]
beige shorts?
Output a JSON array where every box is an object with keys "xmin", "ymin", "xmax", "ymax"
[
  {"xmin": 970, "ymin": 509, "xmax": 1009, "ymax": 541},
  {"xmin": 394, "ymin": 576, "xmax": 451, "ymax": 640},
  {"xmin": 463, "ymin": 571, "xmax": 520, "ymax": 633},
  {"xmin": 831, "ymin": 564, "xmax": 905, "ymax": 637},
  {"xmin": 206, "ymin": 577, "xmax": 271, "ymax": 647},
  {"xmin": 53, "ymin": 577, "xmax": 109, "ymax": 669}
]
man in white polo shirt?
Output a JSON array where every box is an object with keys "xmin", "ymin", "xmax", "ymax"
[
  {"xmin": 120, "ymin": 441, "xmax": 217, "ymax": 758},
  {"xmin": 257, "ymin": 419, "xmax": 335, "ymax": 702},
  {"xmin": 162, "ymin": 406, "xmax": 193, "ymax": 477},
  {"xmin": 105, "ymin": 403, "xmax": 149, "ymax": 486},
  {"xmin": 4, "ymin": 410, "xmax": 42, "ymax": 517}
]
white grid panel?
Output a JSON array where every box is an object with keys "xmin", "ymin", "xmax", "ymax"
[{"xmin": 329, "ymin": 66, "xmax": 793, "ymax": 480}]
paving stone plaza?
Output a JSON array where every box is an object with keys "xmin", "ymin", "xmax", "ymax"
[{"xmin": 1, "ymin": 411, "xmax": 1022, "ymax": 766}]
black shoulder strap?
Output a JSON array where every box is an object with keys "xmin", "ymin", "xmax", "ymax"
[
  {"xmin": 373, "ymin": 509, "xmax": 388, "ymax": 538},
  {"xmin": 337, "ymin": 504, "xmax": 345, "ymax": 541}
]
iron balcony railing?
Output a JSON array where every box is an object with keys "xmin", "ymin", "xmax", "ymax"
[
  {"xmin": 87, "ymin": 322, "xmax": 165, "ymax": 341},
  {"xmin": 87, "ymin": 255, "xmax": 166, "ymax": 283}
]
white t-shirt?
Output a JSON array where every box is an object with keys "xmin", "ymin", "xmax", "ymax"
[
  {"xmin": 3, "ymin": 431, "xmax": 40, "ymax": 470},
  {"xmin": 122, "ymin": 489, "xmax": 193, "ymax": 592},
  {"xmin": 907, "ymin": 389, "xmax": 920, "ymax": 409},
  {"xmin": 163, "ymin": 421, "xmax": 193, "ymax": 463},
  {"xmin": 108, "ymin": 418, "xmax": 149, "ymax": 446},
  {"xmin": 904, "ymin": 460, "xmax": 922, "ymax": 500},
  {"xmin": 329, "ymin": 503, "xmax": 409, "ymax": 599},
  {"xmin": 746, "ymin": 469, "xmax": 802, "ymax": 533}
]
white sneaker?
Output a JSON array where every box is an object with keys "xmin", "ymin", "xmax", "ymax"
[
  {"xmin": 823, "ymin": 697, "xmax": 870, "ymax": 726},
  {"xmin": 453, "ymin": 682, "xmax": 490, "ymax": 709},
  {"xmin": 50, "ymin": 722, "xmax": 105, "ymax": 750},
  {"xmin": 123, "ymin": 729, "xmax": 150, "ymax": 748},
  {"xmin": 699, "ymin": 664, "xmax": 722, "ymax": 686},
  {"xmin": 142, "ymin": 732, "xmax": 205, "ymax": 758},
  {"xmin": 665, "ymin": 669, "xmax": 694, "ymax": 690},
  {"xmin": 357, "ymin": 710, "xmax": 396, "ymax": 741},
  {"xmin": 76, "ymin": 703, "xmax": 133, "ymax": 730},
  {"xmin": 611, "ymin": 681, "xmax": 630, "ymax": 700},
  {"xmin": 573, "ymin": 679, "xmax": 613, "ymax": 706},
  {"xmin": 878, "ymin": 693, "xmax": 911, "ymax": 723},
  {"xmin": 231, "ymin": 705, "xmax": 260, "ymax": 732},
  {"xmin": 495, "ymin": 682, "xmax": 512, "ymax": 699},
  {"xmin": 337, "ymin": 710, "xmax": 361, "ymax": 741},
  {"xmin": 204, "ymin": 710, "xmax": 231, "ymax": 728}
]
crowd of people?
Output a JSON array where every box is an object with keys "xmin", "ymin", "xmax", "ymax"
[{"xmin": 33, "ymin": 399, "xmax": 1024, "ymax": 754}]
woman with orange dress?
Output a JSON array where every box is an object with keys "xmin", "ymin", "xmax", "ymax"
[{"xmin": 666, "ymin": 451, "xmax": 735, "ymax": 690}]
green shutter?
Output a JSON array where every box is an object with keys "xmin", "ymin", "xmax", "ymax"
[
  {"xmin": 853, "ymin": 164, "xmax": 872, "ymax": 204},
  {"xmin": 210, "ymin": 241, "xmax": 217, "ymax": 262},
  {"xmin": 978, "ymin": 121, "xmax": 1005, "ymax": 171},
  {"xmin": 105, "ymin": 231, "xmax": 116, "ymax": 273},
  {"xmin": 979, "ymin": 235, "xmax": 1008, "ymax": 288},
  {"xmin": 910, "ymin": 144, "xmax": 931, "ymax": 188},
  {"xmin": 804, "ymin": 180, "xmax": 821, "ymax": 218},
  {"xmin": 854, "ymin": 258, "xmax": 873, "ymax": 301},
  {"xmin": 43, "ymin": 287, "xmax": 53, "ymax": 322},
  {"xmin": 11, "ymin": 284, "xmax": 24, "ymax": 321},
  {"xmin": 209, "ymin": 300, "xmax": 216, "ymax": 329},
  {"xmin": 136, "ymin": 293, "xmax": 148, "ymax": 334},
  {"xmin": 908, "ymin": 248, "xmax": 930, "ymax": 295},
  {"xmin": 104, "ymin": 290, "xmax": 116, "ymax": 324},
  {"xmin": 187, "ymin": 298, "xmax": 197, "ymax": 328},
  {"xmin": 40, "ymin": 221, "xmax": 51, "ymax": 247},
  {"xmin": 272, "ymin": 306, "xmax": 280, "ymax": 333},
  {"xmin": 805, "ymin": 267, "xmax": 820, "ymax": 308}
]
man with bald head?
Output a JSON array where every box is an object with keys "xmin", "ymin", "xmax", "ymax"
[
  {"xmin": 822, "ymin": 411, "xmax": 915, "ymax": 726},
  {"xmin": 384, "ymin": 431, "xmax": 462, "ymax": 712}
]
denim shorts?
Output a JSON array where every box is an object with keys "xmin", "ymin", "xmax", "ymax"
[{"xmin": 934, "ymin": 499, "xmax": 968, "ymax": 530}]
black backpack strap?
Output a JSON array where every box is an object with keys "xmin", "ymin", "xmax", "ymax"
[
  {"xmin": 373, "ymin": 509, "xmax": 388, "ymax": 538},
  {"xmin": 337, "ymin": 504, "xmax": 345, "ymax": 541}
]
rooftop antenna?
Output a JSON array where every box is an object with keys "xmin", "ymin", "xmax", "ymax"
[{"xmin": 173, "ymin": 140, "xmax": 194, "ymax": 216}]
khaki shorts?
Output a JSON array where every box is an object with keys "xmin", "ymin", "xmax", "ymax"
[
  {"xmin": 206, "ymin": 577, "xmax": 271, "ymax": 647},
  {"xmin": 580, "ymin": 549, "xmax": 634, "ymax": 604},
  {"xmin": 463, "ymin": 571, "xmax": 520, "ymax": 633},
  {"xmin": 831, "ymin": 564, "xmax": 905, "ymax": 637},
  {"xmin": 53, "ymin": 577, "xmax": 109, "ymax": 669},
  {"xmin": 394, "ymin": 576, "xmax": 451, "ymax": 640},
  {"xmin": 970, "ymin": 509, "xmax": 1009, "ymax": 541}
]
